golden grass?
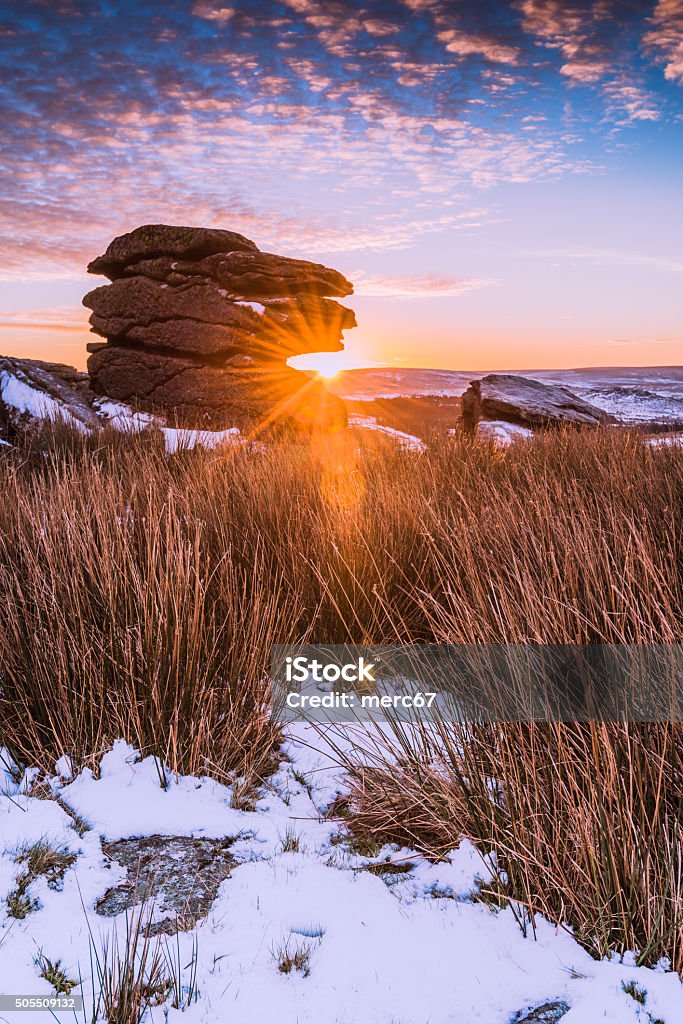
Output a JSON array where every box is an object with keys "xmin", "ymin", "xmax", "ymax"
[{"xmin": 1, "ymin": 419, "xmax": 682, "ymax": 968}]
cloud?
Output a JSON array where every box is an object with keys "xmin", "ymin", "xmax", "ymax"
[
  {"xmin": 603, "ymin": 80, "xmax": 660, "ymax": 121},
  {"xmin": 0, "ymin": 307, "xmax": 87, "ymax": 328},
  {"xmin": 353, "ymin": 272, "xmax": 494, "ymax": 298},
  {"xmin": 606, "ymin": 335, "xmax": 682, "ymax": 346},
  {"xmin": 191, "ymin": 2, "xmax": 235, "ymax": 25},
  {"xmin": 518, "ymin": 0, "xmax": 613, "ymax": 82},
  {"xmin": 532, "ymin": 248, "xmax": 683, "ymax": 273},
  {"xmin": 437, "ymin": 30, "xmax": 520, "ymax": 64},
  {"xmin": 644, "ymin": 0, "xmax": 683, "ymax": 83},
  {"xmin": 363, "ymin": 19, "xmax": 400, "ymax": 37},
  {"xmin": 0, "ymin": 0, "xmax": 674, "ymax": 283}
]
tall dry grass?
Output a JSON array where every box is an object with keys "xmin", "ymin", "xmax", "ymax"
[
  {"xmin": 1, "ymin": 419, "xmax": 683, "ymax": 967},
  {"xmin": 339, "ymin": 720, "xmax": 683, "ymax": 972}
]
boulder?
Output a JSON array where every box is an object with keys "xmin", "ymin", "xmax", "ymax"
[
  {"xmin": 87, "ymin": 224, "xmax": 258, "ymax": 280},
  {"xmin": 83, "ymin": 276, "xmax": 263, "ymax": 340},
  {"xmin": 462, "ymin": 375, "xmax": 610, "ymax": 433},
  {"xmin": 84, "ymin": 224, "xmax": 354, "ymax": 429},
  {"xmin": 0, "ymin": 356, "xmax": 99, "ymax": 437}
]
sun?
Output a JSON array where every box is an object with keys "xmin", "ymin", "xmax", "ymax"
[
  {"xmin": 317, "ymin": 362, "xmax": 343, "ymax": 380},
  {"xmin": 290, "ymin": 352, "xmax": 352, "ymax": 380}
]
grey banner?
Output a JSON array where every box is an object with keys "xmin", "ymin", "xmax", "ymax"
[
  {"xmin": 271, "ymin": 644, "xmax": 683, "ymax": 722},
  {"xmin": 0, "ymin": 995, "xmax": 84, "ymax": 1013}
]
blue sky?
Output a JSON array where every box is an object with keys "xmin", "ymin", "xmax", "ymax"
[{"xmin": 0, "ymin": 0, "xmax": 681, "ymax": 370}]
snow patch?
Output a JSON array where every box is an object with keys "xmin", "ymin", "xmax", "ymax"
[
  {"xmin": 235, "ymin": 300, "xmax": 267, "ymax": 315},
  {"xmin": 349, "ymin": 414, "xmax": 425, "ymax": 451},
  {"xmin": 160, "ymin": 425, "xmax": 241, "ymax": 454},
  {"xmin": 93, "ymin": 398, "xmax": 242, "ymax": 453},
  {"xmin": 647, "ymin": 432, "xmax": 683, "ymax": 447},
  {"xmin": 0, "ymin": 371, "xmax": 89, "ymax": 432},
  {"xmin": 477, "ymin": 420, "xmax": 535, "ymax": 445}
]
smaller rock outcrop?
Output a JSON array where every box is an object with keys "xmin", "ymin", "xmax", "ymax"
[
  {"xmin": 0, "ymin": 357, "xmax": 99, "ymax": 437},
  {"xmin": 462, "ymin": 374, "xmax": 610, "ymax": 434}
]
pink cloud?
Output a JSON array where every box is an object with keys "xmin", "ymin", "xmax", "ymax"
[
  {"xmin": 644, "ymin": 0, "xmax": 683, "ymax": 83},
  {"xmin": 353, "ymin": 272, "xmax": 495, "ymax": 298},
  {"xmin": 518, "ymin": 0, "xmax": 612, "ymax": 82},
  {"xmin": 191, "ymin": 2, "xmax": 235, "ymax": 25},
  {"xmin": 438, "ymin": 30, "xmax": 520, "ymax": 65}
]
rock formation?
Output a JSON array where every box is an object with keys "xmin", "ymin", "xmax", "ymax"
[
  {"xmin": 462, "ymin": 374, "xmax": 610, "ymax": 434},
  {"xmin": 0, "ymin": 356, "xmax": 99, "ymax": 438},
  {"xmin": 83, "ymin": 224, "xmax": 354, "ymax": 430}
]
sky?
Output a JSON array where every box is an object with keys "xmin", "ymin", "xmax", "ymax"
[{"xmin": 0, "ymin": 0, "xmax": 682, "ymax": 373}]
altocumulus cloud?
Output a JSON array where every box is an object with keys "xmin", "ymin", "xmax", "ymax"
[
  {"xmin": 0, "ymin": 0, "xmax": 680, "ymax": 280},
  {"xmin": 353, "ymin": 272, "xmax": 495, "ymax": 298}
]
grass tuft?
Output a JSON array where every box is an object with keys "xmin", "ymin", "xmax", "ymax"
[
  {"xmin": 5, "ymin": 839, "xmax": 77, "ymax": 918},
  {"xmin": 272, "ymin": 935, "xmax": 316, "ymax": 977},
  {"xmin": 34, "ymin": 951, "xmax": 78, "ymax": 995}
]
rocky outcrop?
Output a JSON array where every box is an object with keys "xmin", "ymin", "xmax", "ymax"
[
  {"xmin": 462, "ymin": 374, "xmax": 610, "ymax": 434},
  {"xmin": 0, "ymin": 356, "xmax": 99, "ymax": 437},
  {"xmin": 84, "ymin": 224, "xmax": 355, "ymax": 429}
]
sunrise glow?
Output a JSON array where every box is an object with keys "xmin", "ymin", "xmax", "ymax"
[{"xmin": 0, "ymin": 2, "xmax": 680, "ymax": 371}]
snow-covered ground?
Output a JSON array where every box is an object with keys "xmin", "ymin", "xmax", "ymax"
[
  {"xmin": 348, "ymin": 414, "xmax": 426, "ymax": 451},
  {"xmin": 1, "ymin": 731, "xmax": 682, "ymax": 1023},
  {"xmin": 94, "ymin": 400, "xmax": 243, "ymax": 454},
  {"xmin": 0, "ymin": 369, "xmax": 91, "ymax": 433}
]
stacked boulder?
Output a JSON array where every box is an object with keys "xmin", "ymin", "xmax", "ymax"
[{"xmin": 84, "ymin": 225, "xmax": 354, "ymax": 430}]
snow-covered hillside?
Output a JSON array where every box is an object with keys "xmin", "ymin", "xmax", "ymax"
[{"xmin": 332, "ymin": 367, "xmax": 683, "ymax": 427}]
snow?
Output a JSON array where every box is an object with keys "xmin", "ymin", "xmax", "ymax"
[
  {"xmin": 160, "ymin": 426, "xmax": 241, "ymax": 454},
  {"xmin": 0, "ymin": 370, "xmax": 89, "ymax": 432},
  {"xmin": 1, "ymin": 732, "xmax": 682, "ymax": 1023},
  {"xmin": 477, "ymin": 420, "xmax": 535, "ymax": 445},
  {"xmin": 647, "ymin": 433, "xmax": 683, "ymax": 447},
  {"xmin": 93, "ymin": 398, "xmax": 159, "ymax": 432},
  {"xmin": 235, "ymin": 300, "xmax": 267, "ymax": 315},
  {"xmin": 349, "ymin": 414, "xmax": 426, "ymax": 451},
  {"xmin": 93, "ymin": 399, "xmax": 242, "ymax": 453}
]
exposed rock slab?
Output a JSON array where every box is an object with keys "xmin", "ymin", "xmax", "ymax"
[
  {"xmin": 96, "ymin": 835, "xmax": 236, "ymax": 935},
  {"xmin": 462, "ymin": 374, "xmax": 610, "ymax": 433},
  {"xmin": 196, "ymin": 250, "xmax": 353, "ymax": 298},
  {"xmin": 121, "ymin": 251, "xmax": 353, "ymax": 298},
  {"xmin": 84, "ymin": 278, "xmax": 353, "ymax": 359},
  {"xmin": 510, "ymin": 1001, "xmax": 570, "ymax": 1023}
]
